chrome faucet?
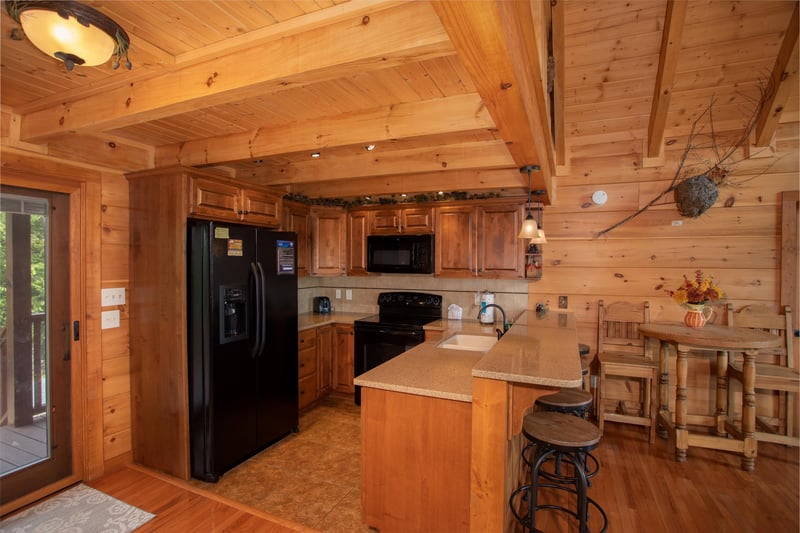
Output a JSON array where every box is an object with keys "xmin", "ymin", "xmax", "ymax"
[{"xmin": 477, "ymin": 304, "xmax": 509, "ymax": 339}]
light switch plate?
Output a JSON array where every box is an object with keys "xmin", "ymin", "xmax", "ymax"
[
  {"xmin": 101, "ymin": 310, "xmax": 120, "ymax": 329},
  {"xmin": 345, "ymin": 289, "xmax": 353, "ymax": 300},
  {"xmin": 101, "ymin": 287, "xmax": 126, "ymax": 307}
]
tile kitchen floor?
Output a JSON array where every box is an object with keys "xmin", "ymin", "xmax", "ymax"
[{"xmin": 189, "ymin": 394, "xmax": 370, "ymax": 533}]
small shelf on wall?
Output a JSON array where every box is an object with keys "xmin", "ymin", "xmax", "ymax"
[{"xmin": 525, "ymin": 244, "xmax": 542, "ymax": 280}]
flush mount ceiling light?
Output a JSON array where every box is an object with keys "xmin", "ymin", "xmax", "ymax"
[
  {"xmin": 365, "ymin": 144, "xmax": 376, "ymax": 151},
  {"xmin": 311, "ymin": 152, "xmax": 321, "ymax": 158},
  {"xmin": 4, "ymin": 0, "xmax": 131, "ymax": 71}
]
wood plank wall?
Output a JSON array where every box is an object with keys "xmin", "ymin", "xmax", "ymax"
[
  {"xmin": 532, "ymin": 122, "xmax": 799, "ymax": 416},
  {"xmin": 1, "ymin": 116, "xmax": 797, "ymax": 480},
  {"xmin": 99, "ymin": 172, "xmax": 133, "ymax": 470}
]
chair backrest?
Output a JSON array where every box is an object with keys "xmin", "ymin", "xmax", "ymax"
[
  {"xmin": 727, "ymin": 304, "xmax": 794, "ymax": 368},
  {"xmin": 598, "ymin": 300, "xmax": 651, "ymax": 358}
]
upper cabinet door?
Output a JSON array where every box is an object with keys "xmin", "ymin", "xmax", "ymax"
[
  {"xmin": 401, "ymin": 207, "xmax": 434, "ymax": 234},
  {"xmin": 189, "ymin": 176, "xmax": 241, "ymax": 222},
  {"xmin": 241, "ymin": 188, "xmax": 281, "ymax": 227},
  {"xmin": 347, "ymin": 210, "xmax": 370, "ymax": 276},
  {"xmin": 311, "ymin": 207, "xmax": 346, "ymax": 276},
  {"xmin": 435, "ymin": 205, "xmax": 476, "ymax": 277},
  {"xmin": 370, "ymin": 209, "xmax": 402, "ymax": 234},
  {"xmin": 476, "ymin": 203, "xmax": 525, "ymax": 279}
]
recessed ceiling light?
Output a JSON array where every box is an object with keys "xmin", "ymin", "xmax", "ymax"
[
  {"xmin": 365, "ymin": 144, "xmax": 376, "ymax": 151},
  {"xmin": 311, "ymin": 152, "xmax": 321, "ymax": 158},
  {"xmin": 438, "ymin": 191, "xmax": 444, "ymax": 196},
  {"xmin": 401, "ymin": 193, "xmax": 407, "ymax": 197}
]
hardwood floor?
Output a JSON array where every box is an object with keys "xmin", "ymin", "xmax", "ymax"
[{"xmin": 83, "ymin": 394, "xmax": 797, "ymax": 532}]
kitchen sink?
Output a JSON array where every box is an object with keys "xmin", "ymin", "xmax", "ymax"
[{"xmin": 437, "ymin": 334, "xmax": 498, "ymax": 352}]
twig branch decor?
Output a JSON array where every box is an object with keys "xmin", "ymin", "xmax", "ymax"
[{"xmin": 595, "ymin": 89, "xmax": 769, "ymax": 238}]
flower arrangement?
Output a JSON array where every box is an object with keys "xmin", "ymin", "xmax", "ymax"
[{"xmin": 668, "ymin": 270, "xmax": 724, "ymax": 305}]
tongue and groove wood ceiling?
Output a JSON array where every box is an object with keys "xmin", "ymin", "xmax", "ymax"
[{"xmin": 1, "ymin": 0, "xmax": 797, "ymax": 203}]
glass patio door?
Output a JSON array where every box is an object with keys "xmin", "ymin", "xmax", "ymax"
[{"xmin": 0, "ymin": 186, "xmax": 71, "ymax": 505}]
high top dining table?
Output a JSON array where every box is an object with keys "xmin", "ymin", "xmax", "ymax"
[{"xmin": 638, "ymin": 322, "xmax": 782, "ymax": 471}]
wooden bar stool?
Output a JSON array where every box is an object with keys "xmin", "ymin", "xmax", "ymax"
[
  {"xmin": 535, "ymin": 343, "xmax": 594, "ymax": 418},
  {"xmin": 510, "ymin": 411, "xmax": 607, "ymax": 533},
  {"xmin": 535, "ymin": 388, "xmax": 593, "ymax": 418}
]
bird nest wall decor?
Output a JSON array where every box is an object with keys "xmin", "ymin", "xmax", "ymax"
[{"xmin": 595, "ymin": 87, "xmax": 775, "ymax": 238}]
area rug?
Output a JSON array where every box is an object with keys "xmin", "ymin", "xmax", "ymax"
[{"xmin": 0, "ymin": 483, "xmax": 154, "ymax": 532}]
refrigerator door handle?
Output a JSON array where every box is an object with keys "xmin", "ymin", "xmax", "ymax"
[
  {"xmin": 250, "ymin": 262, "xmax": 262, "ymax": 359},
  {"xmin": 256, "ymin": 261, "xmax": 268, "ymax": 356}
]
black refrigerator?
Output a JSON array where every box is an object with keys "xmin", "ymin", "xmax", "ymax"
[{"xmin": 187, "ymin": 219, "xmax": 298, "ymax": 482}]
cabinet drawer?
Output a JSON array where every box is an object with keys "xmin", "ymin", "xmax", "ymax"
[
  {"xmin": 298, "ymin": 328, "xmax": 317, "ymax": 349},
  {"xmin": 298, "ymin": 374, "xmax": 317, "ymax": 410},
  {"xmin": 298, "ymin": 347, "xmax": 317, "ymax": 378}
]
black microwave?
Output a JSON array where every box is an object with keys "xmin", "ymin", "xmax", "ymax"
[{"xmin": 367, "ymin": 234, "xmax": 434, "ymax": 274}]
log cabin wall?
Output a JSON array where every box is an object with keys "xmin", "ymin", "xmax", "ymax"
[{"xmin": 1, "ymin": 0, "xmax": 798, "ymax": 483}]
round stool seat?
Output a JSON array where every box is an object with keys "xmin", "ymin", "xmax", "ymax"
[
  {"xmin": 523, "ymin": 411, "xmax": 601, "ymax": 453},
  {"xmin": 511, "ymin": 411, "xmax": 607, "ymax": 532},
  {"xmin": 535, "ymin": 388, "xmax": 593, "ymax": 415},
  {"xmin": 579, "ymin": 343, "xmax": 590, "ymax": 356}
]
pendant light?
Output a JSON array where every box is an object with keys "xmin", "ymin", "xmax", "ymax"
[
  {"xmin": 529, "ymin": 189, "xmax": 547, "ymax": 244},
  {"xmin": 517, "ymin": 165, "xmax": 540, "ymax": 239},
  {"xmin": 5, "ymin": 1, "xmax": 132, "ymax": 71}
]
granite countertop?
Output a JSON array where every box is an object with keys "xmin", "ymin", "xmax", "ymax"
[
  {"xmin": 354, "ymin": 311, "xmax": 582, "ymax": 403},
  {"xmin": 298, "ymin": 311, "xmax": 372, "ymax": 331}
]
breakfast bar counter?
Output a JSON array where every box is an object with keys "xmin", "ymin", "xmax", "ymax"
[{"xmin": 355, "ymin": 310, "xmax": 582, "ymax": 533}]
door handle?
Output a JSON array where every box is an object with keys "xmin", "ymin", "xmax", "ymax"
[
  {"xmin": 256, "ymin": 262, "xmax": 267, "ymax": 356},
  {"xmin": 250, "ymin": 262, "xmax": 261, "ymax": 358}
]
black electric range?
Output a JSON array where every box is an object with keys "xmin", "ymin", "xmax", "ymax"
[{"xmin": 353, "ymin": 292, "xmax": 442, "ymax": 404}]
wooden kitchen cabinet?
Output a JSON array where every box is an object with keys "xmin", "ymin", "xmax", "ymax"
[
  {"xmin": 126, "ymin": 165, "xmax": 288, "ymax": 480},
  {"xmin": 310, "ymin": 206, "xmax": 346, "ymax": 276},
  {"xmin": 476, "ymin": 202, "xmax": 525, "ymax": 278},
  {"xmin": 317, "ymin": 325, "xmax": 333, "ymax": 396},
  {"xmin": 282, "ymin": 200, "xmax": 310, "ymax": 277},
  {"xmin": 347, "ymin": 210, "xmax": 370, "ymax": 275},
  {"xmin": 298, "ymin": 328, "xmax": 318, "ymax": 410},
  {"xmin": 435, "ymin": 200, "xmax": 524, "ymax": 279},
  {"xmin": 333, "ymin": 324, "xmax": 355, "ymax": 393},
  {"xmin": 370, "ymin": 206, "xmax": 434, "ymax": 234},
  {"xmin": 189, "ymin": 173, "xmax": 281, "ymax": 227}
]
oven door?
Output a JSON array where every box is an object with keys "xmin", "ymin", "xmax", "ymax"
[{"xmin": 353, "ymin": 324, "xmax": 425, "ymax": 405}]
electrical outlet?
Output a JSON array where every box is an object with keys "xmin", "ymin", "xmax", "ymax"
[
  {"xmin": 558, "ymin": 296, "xmax": 568, "ymax": 309},
  {"xmin": 101, "ymin": 287, "xmax": 126, "ymax": 307},
  {"xmin": 345, "ymin": 289, "xmax": 353, "ymax": 300},
  {"xmin": 335, "ymin": 289, "xmax": 341, "ymax": 299},
  {"xmin": 101, "ymin": 310, "xmax": 120, "ymax": 329}
]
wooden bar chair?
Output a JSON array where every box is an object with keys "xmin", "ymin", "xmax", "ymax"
[
  {"xmin": 596, "ymin": 300, "xmax": 658, "ymax": 443},
  {"xmin": 726, "ymin": 304, "xmax": 799, "ymax": 447}
]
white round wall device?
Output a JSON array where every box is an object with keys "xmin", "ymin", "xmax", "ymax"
[{"xmin": 592, "ymin": 190, "xmax": 608, "ymax": 205}]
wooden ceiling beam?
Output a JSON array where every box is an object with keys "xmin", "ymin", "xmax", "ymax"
[
  {"xmin": 432, "ymin": 0, "xmax": 553, "ymax": 200},
  {"xmin": 646, "ymin": 0, "xmax": 688, "ymax": 160},
  {"xmin": 281, "ymin": 168, "xmax": 526, "ymax": 199},
  {"xmin": 18, "ymin": 2, "xmax": 452, "ymax": 143},
  {"xmin": 155, "ymin": 93, "xmax": 493, "ymax": 167},
  {"xmin": 551, "ymin": 0, "xmax": 566, "ymax": 171},
  {"xmin": 754, "ymin": 2, "xmax": 799, "ymax": 148},
  {"xmin": 260, "ymin": 140, "xmax": 513, "ymax": 184}
]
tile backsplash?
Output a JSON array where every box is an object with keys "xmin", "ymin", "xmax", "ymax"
[{"xmin": 299, "ymin": 275, "xmax": 529, "ymax": 324}]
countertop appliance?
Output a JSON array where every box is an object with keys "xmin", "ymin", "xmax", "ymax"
[
  {"xmin": 187, "ymin": 220, "xmax": 298, "ymax": 482},
  {"xmin": 313, "ymin": 296, "xmax": 331, "ymax": 314},
  {"xmin": 366, "ymin": 234, "xmax": 434, "ymax": 274},
  {"xmin": 353, "ymin": 292, "xmax": 442, "ymax": 404}
]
